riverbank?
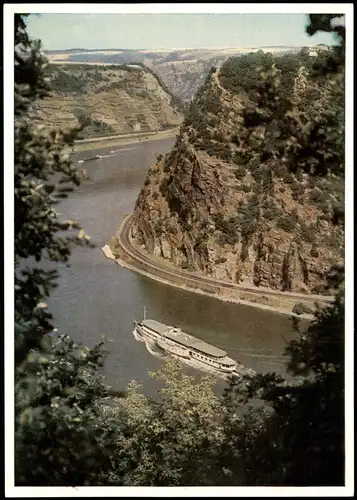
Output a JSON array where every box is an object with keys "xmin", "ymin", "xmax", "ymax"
[
  {"xmin": 102, "ymin": 243, "xmax": 315, "ymax": 320},
  {"xmin": 73, "ymin": 128, "xmax": 179, "ymax": 153},
  {"xmin": 103, "ymin": 215, "xmax": 334, "ymax": 320}
]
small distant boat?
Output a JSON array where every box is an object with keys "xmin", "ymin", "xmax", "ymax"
[{"xmin": 133, "ymin": 307, "xmax": 239, "ymax": 374}]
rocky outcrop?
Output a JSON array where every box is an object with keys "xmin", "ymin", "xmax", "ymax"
[{"xmin": 132, "ymin": 54, "xmax": 344, "ymax": 294}]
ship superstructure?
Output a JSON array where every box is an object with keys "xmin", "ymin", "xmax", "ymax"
[{"xmin": 134, "ymin": 317, "xmax": 237, "ymax": 373}]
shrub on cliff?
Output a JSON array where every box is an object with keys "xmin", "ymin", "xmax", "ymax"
[
  {"xmin": 291, "ymin": 181, "xmax": 306, "ymax": 201},
  {"xmin": 276, "ymin": 214, "xmax": 297, "ymax": 233},
  {"xmin": 263, "ymin": 202, "xmax": 282, "ymax": 221},
  {"xmin": 214, "ymin": 214, "xmax": 240, "ymax": 246},
  {"xmin": 300, "ymin": 221, "xmax": 318, "ymax": 243},
  {"xmin": 309, "ymin": 188, "xmax": 327, "ymax": 206},
  {"xmin": 234, "ymin": 167, "xmax": 246, "ymax": 180}
]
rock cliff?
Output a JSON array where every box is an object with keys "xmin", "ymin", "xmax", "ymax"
[{"xmin": 132, "ymin": 52, "xmax": 344, "ymax": 294}]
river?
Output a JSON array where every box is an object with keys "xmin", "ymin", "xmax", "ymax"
[{"xmin": 48, "ymin": 137, "xmax": 307, "ymax": 396}]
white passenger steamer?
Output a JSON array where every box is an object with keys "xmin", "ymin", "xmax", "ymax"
[{"xmin": 133, "ymin": 308, "xmax": 238, "ymax": 374}]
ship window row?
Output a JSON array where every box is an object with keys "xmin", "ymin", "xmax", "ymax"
[
  {"xmin": 191, "ymin": 349, "xmax": 219, "ymax": 360},
  {"xmin": 194, "ymin": 352, "xmax": 215, "ymax": 362},
  {"xmin": 194, "ymin": 352, "xmax": 232, "ymax": 367}
]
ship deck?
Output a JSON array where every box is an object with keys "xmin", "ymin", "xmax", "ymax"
[{"xmin": 142, "ymin": 319, "xmax": 230, "ymax": 359}]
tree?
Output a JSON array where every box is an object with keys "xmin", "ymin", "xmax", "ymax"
[
  {"xmin": 223, "ymin": 276, "xmax": 344, "ymax": 486},
  {"xmin": 95, "ymin": 359, "xmax": 229, "ymax": 486},
  {"xmin": 14, "ymin": 14, "xmax": 113, "ymax": 485},
  {"xmin": 298, "ymin": 46, "xmax": 310, "ymax": 57}
]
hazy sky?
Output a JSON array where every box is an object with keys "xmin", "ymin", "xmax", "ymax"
[{"xmin": 26, "ymin": 13, "xmax": 337, "ymax": 50}]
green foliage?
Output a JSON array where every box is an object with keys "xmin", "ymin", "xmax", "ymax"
[
  {"xmin": 239, "ymin": 216, "xmax": 257, "ymax": 239},
  {"xmin": 76, "ymin": 115, "xmax": 115, "ymax": 139},
  {"xmin": 299, "ymin": 46, "xmax": 310, "ymax": 58},
  {"xmin": 15, "ymin": 15, "xmax": 111, "ymax": 485},
  {"xmin": 331, "ymin": 202, "xmax": 345, "ymax": 225},
  {"xmin": 223, "ymin": 27, "xmax": 346, "ymax": 465},
  {"xmin": 216, "ymin": 143, "xmax": 232, "ymax": 162},
  {"xmin": 233, "ymin": 150, "xmax": 250, "ymax": 165},
  {"xmin": 213, "ymin": 214, "xmax": 240, "ymax": 246},
  {"xmin": 156, "ymin": 153, "xmax": 164, "ymax": 162},
  {"xmin": 262, "ymin": 199, "xmax": 282, "ymax": 221},
  {"xmin": 234, "ymin": 194, "xmax": 260, "ymax": 237},
  {"xmin": 95, "ymin": 359, "xmax": 228, "ymax": 486},
  {"xmin": 300, "ymin": 221, "xmax": 317, "ymax": 243},
  {"xmin": 215, "ymin": 24, "xmax": 345, "ymax": 190},
  {"xmin": 15, "ymin": 335, "xmax": 113, "ymax": 485},
  {"xmin": 283, "ymin": 171, "xmax": 295, "ymax": 184},
  {"xmin": 219, "ymin": 52, "xmax": 275, "ymax": 94},
  {"xmin": 214, "ymin": 201, "xmax": 261, "ymax": 245},
  {"xmin": 309, "ymin": 188, "xmax": 326, "ymax": 206},
  {"xmin": 241, "ymin": 184, "xmax": 252, "ymax": 193},
  {"xmin": 45, "ymin": 66, "xmax": 88, "ymax": 94},
  {"xmin": 200, "ymin": 86, "xmax": 222, "ymax": 116},
  {"xmin": 291, "ymin": 181, "xmax": 305, "ymax": 201},
  {"xmin": 15, "ymin": 16, "xmax": 92, "ymax": 362},
  {"xmin": 276, "ymin": 214, "xmax": 297, "ymax": 232},
  {"xmin": 224, "ymin": 280, "xmax": 345, "ymax": 486}
]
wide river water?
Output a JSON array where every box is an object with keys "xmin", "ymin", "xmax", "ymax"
[{"xmin": 48, "ymin": 137, "xmax": 307, "ymax": 396}]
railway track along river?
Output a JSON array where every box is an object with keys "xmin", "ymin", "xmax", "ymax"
[{"xmin": 104, "ymin": 214, "xmax": 334, "ymax": 318}]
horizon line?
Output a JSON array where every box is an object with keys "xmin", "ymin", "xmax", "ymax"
[{"xmin": 44, "ymin": 43, "xmax": 326, "ymax": 53}]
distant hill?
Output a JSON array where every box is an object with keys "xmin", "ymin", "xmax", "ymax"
[
  {"xmin": 31, "ymin": 63, "xmax": 183, "ymax": 139},
  {"xmin": 44, "ymin": 46, "xmax": 309, "ymax": 103}
]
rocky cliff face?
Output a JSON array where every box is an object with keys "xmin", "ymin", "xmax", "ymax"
[
  {"xmin": 31, "ymin": 64, "xmax": 183, "ymax": 139},
  {"xmin": 152, "ymin": 58, "xmax": 226, "ymax": 103},
  {"xmin": 132, "ymin": 53, "xmax": 344, "ymax": 294}
]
